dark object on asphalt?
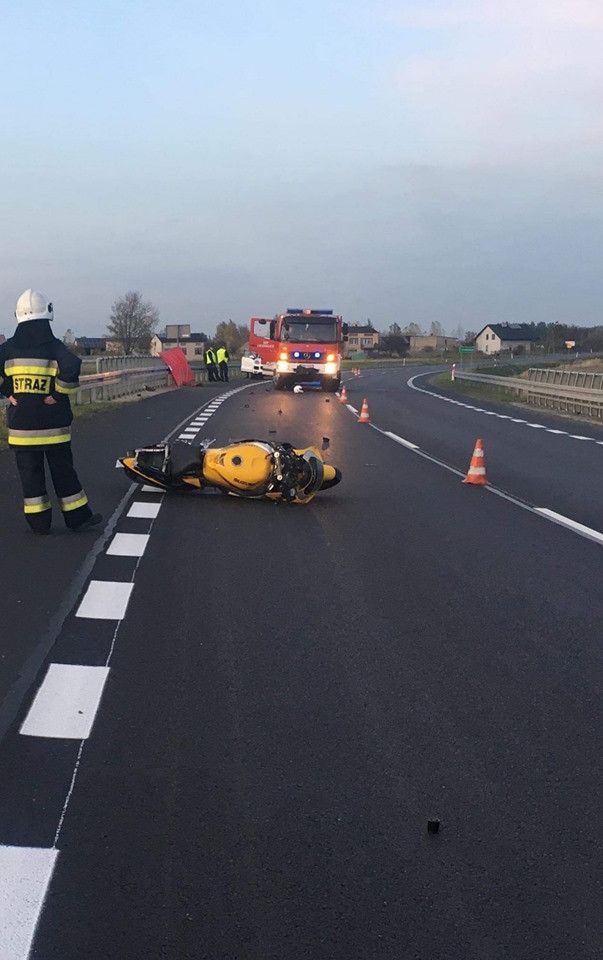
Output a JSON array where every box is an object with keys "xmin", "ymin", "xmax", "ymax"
[
  {"xmin": 269, "ymin": 429, "xmax": 277, "ymax": 434},
  {"xmin": 278, "ymin": 409, "xmax": 283, "ymax": 415},
  {"xmin": 244, "ymin": 404, "xmax": 249, "ymax": 408},
  {"xmin": 322, "ymin": 437, "xmax": 330, "ymax": 450},
  {"xmin": 427, "ymin": 819, "xmax": 440, "ymax": 834},
  {"xmin": 325, "ymin": 399, "xmax": 330, "ymax": 403},
  {"xmin": 71, "ymin": 512, "xmax": 103, "ymax": 533}
]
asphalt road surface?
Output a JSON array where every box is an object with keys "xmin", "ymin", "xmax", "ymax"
[{"xmin": 0, "ymin": 370, "xmax": 601, "ymax": 960}]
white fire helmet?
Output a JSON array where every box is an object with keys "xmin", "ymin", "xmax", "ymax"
[
  {"xmin": 15, "ymin": 289, "xmax": 54, "ymax": 323},
  {"xmin": 293, "ymin": 384, "xmax": 303, "ymax": 393}
]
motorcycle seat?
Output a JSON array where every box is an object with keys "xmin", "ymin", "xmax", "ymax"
[{"xmin": 169, "ymin": 441, "xmax": 203, "ymax": 480}]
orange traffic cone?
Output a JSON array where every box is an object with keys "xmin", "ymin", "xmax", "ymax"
[
  {"xmin": 339, "ymin": 385, "xmax": 348, "ymax": 404},
  {"xmin": 357, "ymin": 398, "xmax": 370, "ymax": 423},
  {"xmin": 463, "ymin": 438, "xmax": 488, "ymax": 485}
]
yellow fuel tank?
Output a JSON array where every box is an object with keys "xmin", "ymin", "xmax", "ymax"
[{"xmin": 202, "ymin": 442, "xmax": 274, "ymax": 493}]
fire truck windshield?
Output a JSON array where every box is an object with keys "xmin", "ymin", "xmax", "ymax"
[{"xmin": 281, "ymin": 321, "xmax": 337, "ymax": 343}]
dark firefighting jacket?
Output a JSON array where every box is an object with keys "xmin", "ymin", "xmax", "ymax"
[{"xmin": 0, "ymin": 320, "xmax": 81, "ymax": 447}]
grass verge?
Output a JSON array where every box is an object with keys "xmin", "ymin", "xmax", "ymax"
[
  {"xmin": 430, "ymin": 373, "xmax": 515, "ymax": 404},
  {"xmin": 430, "ymin": 372, "xmax": 603, "ymax": 426}
]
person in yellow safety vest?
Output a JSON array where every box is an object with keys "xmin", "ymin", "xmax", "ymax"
[
  {"xmin": 216, "ymin": 345, "xmax": 230, "ymax": 382},
  {"xmin": 204, "ymin": 345, "xmax": 219, "ymax": 382},
  {"xmin": 0, "ymin": 289, "xmax": 102, "ymax": 535}
]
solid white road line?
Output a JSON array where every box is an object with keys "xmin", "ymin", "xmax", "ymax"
[
  {"xmin": 127, "ymin": 501, "xmax": 161, "ymax": 519},
  {"xmin": 140, "ymin": 484, "xmax": 165, "ymax": 494},
  {"xmin": 20, "ymin": 663, "xmax": 110, "ymax": 739},
  {"xmin": 346, "ymin": 404, "xmax": 358, "ymax": 414},
  {"xmin": 0, "ymin": 845, "xmax": 58, "ymax": 960},
  {"xmin": 533, "ymin": 509, "xmax": 603, "ymax": 546},
  {"xmin": 76, "ymin": 580, "xmax": 134, "ymax": 620},
  {"xmin": 383, "ymin": 430, "xmax": 420, "ymax": 450},
  {"xmin": 106, "ymin": 533, "xmax": 150, "ymax": 557}
]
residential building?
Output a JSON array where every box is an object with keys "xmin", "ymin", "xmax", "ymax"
[
  {"xmin": 151, "ymin": 329, "xmax": 208, "ymax": 361},
  {"xmin": 409, "ymin": 335, "xmax": 459, "ymax": 353},
  {"xmin": 74, "ymin": 336, "xmax": 108, "ymax": 355},
  {"xmin": 344, "ymin": 325, "xmax": 380, "ymax": 356},
  {"xmin": 475, "ymin": 323, "xmax": 537, "ymax": 355}
]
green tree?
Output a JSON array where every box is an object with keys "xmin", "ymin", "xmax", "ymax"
[
  {"xmin": 107, "ymin": 291, "xmax": 159, "ymax": 355},
  {"xmin": 214, "ymin": 319, "xmax": 248, "ymax": 356}
]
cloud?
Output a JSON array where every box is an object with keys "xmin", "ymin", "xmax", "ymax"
[
  {"xmin": 385, "ymin": 0, "xmax": 603, "ymax": 163},
  {"xmin": 385, "ymin": 0, "xmax": 603, "ymax": 30}
]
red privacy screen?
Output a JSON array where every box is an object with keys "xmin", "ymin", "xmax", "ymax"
[{"xmin": 160, "ymin": 347, "xmax": 195, "ymax": 386}]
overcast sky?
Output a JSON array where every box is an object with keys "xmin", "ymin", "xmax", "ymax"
[{"xmin": 1, "ymin": 0, "xmax": 602, "ymax": 337}]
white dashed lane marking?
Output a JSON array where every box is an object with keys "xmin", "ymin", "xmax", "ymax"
[
  {"xmin": 76, "ymin": 580, "xmax": 134, "ymax": 620},
  {"xmin": 20, "ymin": 664, "xmax": 110, "ymax": 739},
  {"xmin": 127, "ymin": 502, "xmax": 161, "ymax": 519},
  {"xmin": 408, "ymin": 373, "xmax": 602, "ymax": 444},
  {"xmin": 343, "ymin": 393, "xmax": 603, "ymax": 548},
  {"xmin": 383, "ymin": 431, "xmax": 419, "ymax": 450},
  {"xmin": 533, "ymin": 509, "xmax": 603, "ymax": 546},
  {"xmin": 106, "ymin": 533, "xmax": 150, "ymax": 557},
  {"xmin": 0, "ymin": 845, "xmax": 58, "ymax": 960}
]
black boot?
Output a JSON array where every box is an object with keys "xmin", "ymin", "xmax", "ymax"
[{"xmin": 70, "ymin": 512, "xmax": 103, "ymax": 532}]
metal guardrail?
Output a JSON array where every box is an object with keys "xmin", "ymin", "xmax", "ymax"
[
  {"xmin": 454, "ymin": 370, "xmax": 603, "ymax": 420},
  {"xmin": 80, "ymin": 355, "xmax": 163, "ymax": 375},
  {"xmin": 526, "ymin": 366, "xmax": 603, "ymax": 390},
  {"xmin": 75, "ymin": 368, "xmax": 172, "ymax": 404}
]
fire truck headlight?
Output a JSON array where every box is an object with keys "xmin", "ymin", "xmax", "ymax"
[
  {"xmin": 279, "ymin": 351, "xmax": 288, "ymax": 361},
  {"xmin": 326, "ymin": 353, "xmax": 335, "ymax": 362},
  {"xmin": 324, "ymin": 362, "xmax": 337, "ymax": 375}
]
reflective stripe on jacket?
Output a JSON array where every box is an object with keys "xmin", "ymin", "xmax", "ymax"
[{"xmin": 0, "ymin": 320, "xmax": 80, "ymax": 447}]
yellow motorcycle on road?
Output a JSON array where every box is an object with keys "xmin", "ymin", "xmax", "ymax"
[{"xmin": 120, "ymin": 439, "xmax": 341, "ymax": 504}]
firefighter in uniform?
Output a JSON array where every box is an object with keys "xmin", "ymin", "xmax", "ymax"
[
  {"xmin": 0, "ymin": 289, "xmax": 102, "ymax": 535},
  {"xmin": 216, "ymin": 344, "xmax": 230, "ymax": 382},
  {"xmin": 204, "ymin": 345, "xmax": 219, "ymax": 382}
]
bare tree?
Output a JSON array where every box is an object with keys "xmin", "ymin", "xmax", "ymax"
[
  {"xmin": 403, "ymin": 322, "xmax": 422, "ymax": 336},
  {"xmin": 430, "ymin": 320, "xmax": 444, "ymax": 337},
  {"xmin": 107, "ymin": 291, "xmax": 159, "ymax": 355},
  {"xmin": 452, "ymin": 323, "xmax": 465, "ymax": 341}
]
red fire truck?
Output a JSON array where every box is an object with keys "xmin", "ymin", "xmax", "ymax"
[{"xmin": 243, "ymin": 308, "xmax": 348, "ymax": 392}]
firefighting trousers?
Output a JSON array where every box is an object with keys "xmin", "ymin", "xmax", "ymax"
[{"xmin": 14, "ymin": 444, "xmax": 93, "ymax": 532}]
